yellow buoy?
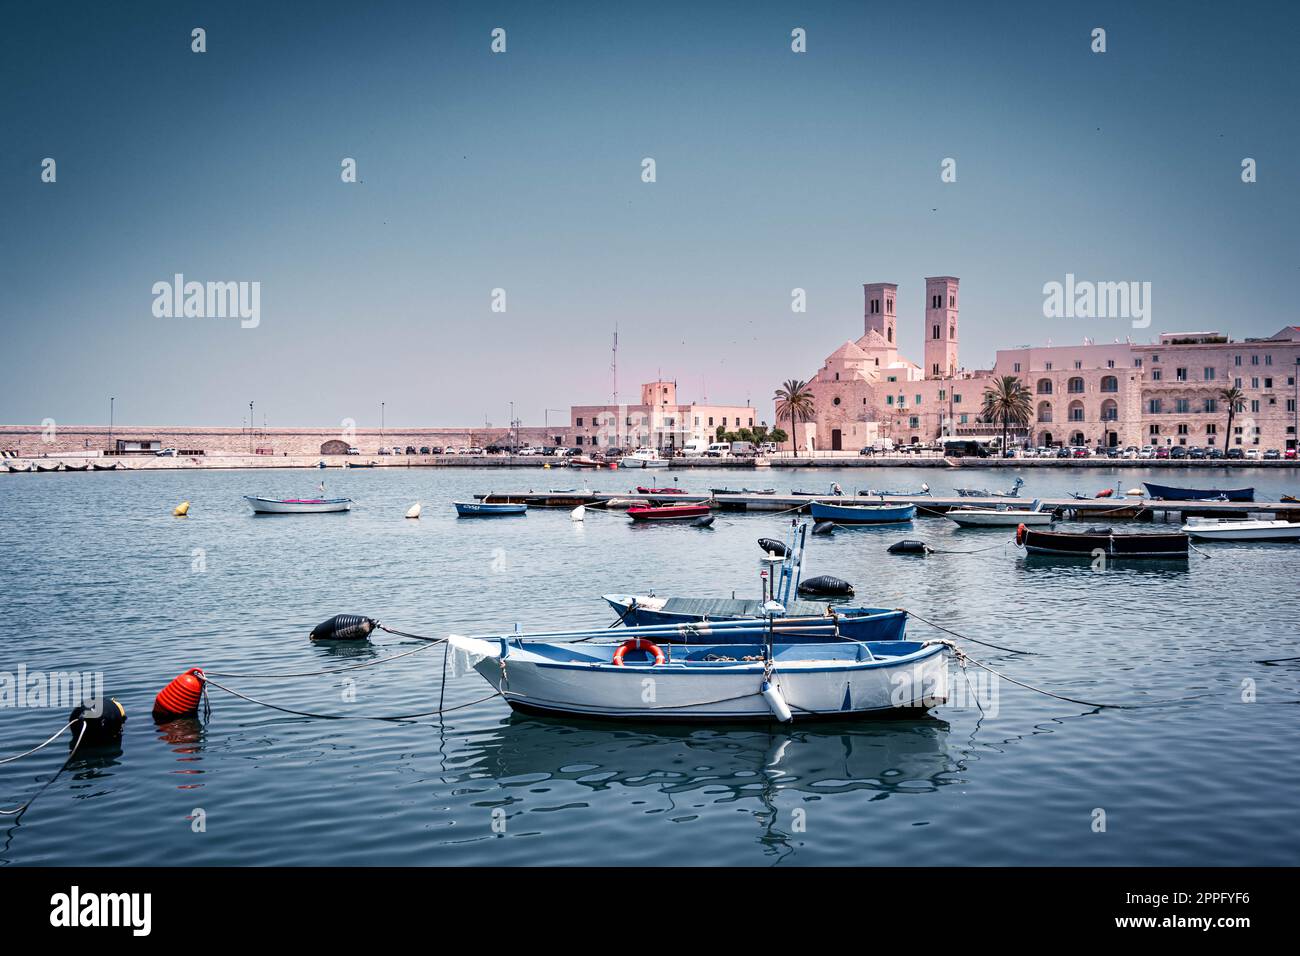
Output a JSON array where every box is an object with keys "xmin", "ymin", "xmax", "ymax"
[
  {"xmin": 405, "ymin": 502, "xmax": 422, "ymax": 519},
  {"xmin": 543, "ymin": 463, "xmax": 551, "ymax": 469},
  {"xmin": 173, "ymin": 501, "xmax": 190, "ymax": 517}
]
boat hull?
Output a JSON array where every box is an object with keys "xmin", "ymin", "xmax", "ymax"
[
  {"xmin": 619, "ymin": 458, "xmax": 669, "ymax": 469},
  {"xmin": 948, "ymin": 510, "xmax": 1054, "ymax": 527},
  {"xmin": 245, "ymin": 496, "xmax": 353, "ymax": 514},
  {"xmin": 455, "ymin": 502, "xmax": 528, "ymax": 516},
  {"xmin": 809, "ymin": 501, "xmax": 917, "ymax": 524},
  {"xmin": 1143, "ymin": 482, "xmax": 1254, "ymax": 502},
  {"xmin": 1182, "ymin": 520, "xmax": 1300, "ymax": 542},
  {"xmin": 627, "ymin": 504, "xmax": 712, "ymax": 521},
  {"xmin": 1022, "ymin": 528, "xmax": 1188, "ymax": 558},
  {"xmin": 456, "ymin": 637, "xmax": 948, "ymax": 721}
]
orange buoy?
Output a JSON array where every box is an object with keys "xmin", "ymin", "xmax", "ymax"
[
  {"xmin": 612, "ymin": 638, "xmax": 665, "ymax": 666},
  {"xmin": 153, "ymin": 668, "xmax": 205, "ymax": 718},
  {"xmin": 1015, "ymin": 522, "xmax": 1027, "ymax": 546},
  {"xmin": 1096, "ymin": 488, "xmax": 1114, "ymax": 498}
]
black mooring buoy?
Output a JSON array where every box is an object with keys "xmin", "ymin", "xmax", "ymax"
[
  {"xmin": 887, "ymin": 540, "xmax": 930, "ymax": 555},
  {"xmin": 812, "ymin": 521, "xmax": 836, "ymax": 535},
  {"xmin": 68, "ymin": 698, "xmax": 127, "ymax": 747},
  {"xmin": 798, "ymin": 574, "xmax": 854, "ymax": 597},
  {"xmin": 692, "ymin": 515, "xmax": 716, "ymax": 528},
  {"xmin": 757, "ymin": 537, "xmax": 788, "ymax": 556},
  {"xmin": 310, "ymin": 614, "xmax": 378, "ymax": 642}
]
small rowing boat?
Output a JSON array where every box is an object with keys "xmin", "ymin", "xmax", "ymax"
[
  {"xmin": 1143, "ymin": 482, "xmax": 1254, "ymax": 502},
  {"xmin": 91, "ymin": 462, "xmax": 119, "ymax": 471},
  {"xmin": 447, "ymin": 628, "xmax": 950, "ymax": 722},
  {"xmin": 1017, "ymin": 526, "xmax": 1188, "ymax": 559},
  {"xmin": 627, "ymin": 503, "xmax": 711, "ymax": 522},
  {"xmin": 808, "ymin": 501, "xmax": 916, "ymax": 524},
  {"xmin": 62, "ymin": 462, "xmax": 90, "ymax": 471},
  {"xmin": 1181, "ymin": 519, "xmax": 1300, "ymax": 542},
  {"xmin": 955, "ymin": 477, "xmax": 1024, "ymax": 498},
  {"xmin": 603, "ymin": 595, "xmax": 905, "ymax": 641},
  {"xmin": 636, "ymin": 486, "xmax": 687, "ymax": 495},
  {"xmin": 245, "ymin": 496, "xmax": 353, "ymax": 514},
  {"xmin": 619, "ymin": 447, "xmax": 670, "ymax": 469},
  {"xmin": 947, "ymin": 499, "xmax": 1055, "ymax": 528},
  {"xmin": 34, "ymin": 463, "xmax": 61, "ymax": 472},
  {"xmin": 455, "ymin": 501, "xmax": 528, "ymax": 517}
]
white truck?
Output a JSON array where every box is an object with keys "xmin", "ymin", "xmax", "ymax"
[{"xmin": 681, "ymin": 439, "xmax": 710, "ymax": 456}]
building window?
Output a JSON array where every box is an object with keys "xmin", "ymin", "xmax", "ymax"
[
  {"xmin": 1037, "ymin": 379, "xmax": 1053, "ymax": 395},
  {"xmin": 1074, "ymin": 360, "xmax": 1083, "ymax": 370},
  {"xmin": 1234, "ymin": 355, "xmax": 1242, "ymax": 366},
  {"xmin": 1045, "ymin": 362, "xmax": 1053, "ymax": 371},
  {"xmin": 1251, "ymin": 400, "xmax": 1260, "ymax": 413},
  {"xmin": 939, "ymin": 389, "xmax": 946, "ymax": 400},
  {"xmin": 933, "ymin": 324, "xmax": 940, "ymax": 339},
  {"xmin": 886, "ymin": 396, "xmax": 894, "ymax": 406},
  {"xmin": 954, "ymin": 394, "xmax": 961, "ymax": 404},
  {"xmin": 1100, "ymin": 376, "xmax": 1118, "ymax": 392},
  {"xmin": 1134, "ymin": 358, "xmax": 1143, "ymax": 368},
  {"xmin": 909, "ymin": 416, "xmax": 919, "ymax": 428},
  {"xmin": 1204, "ymin": 367, "xmax": 1215, "ymax": 380},
  {"xmin": 1204, "ymin": 399, "xmax": 1217, "ymax": 413},
  {"xmin": 708, "ymin": 417, "xmax": 713, "ymax": 426},
  {"xmin": 1265, "ymin": 354, "xmax": 1273, "ymax": 366},
  {"xmin": 1264, "ymin": 377, "xmax": 1273, "ymax": 389},
  {"xmin": 1178, "ymin": 424, "xmax": 1189, "ymax": 436},
  {"xmin": 576, "ymin": 436, "xmax": 584, "ymax": 446},
  {"xmin": 1148, "ymin": 399, "xmax": 1162, "ymax": 414},
  {"xmin": 1251, "ymin": 378, "xmax": 1259, "ymax": 389},
  {"xmin": 959, "ymin": 413, "xmax": 968, "ymax": 424},
  {"xmin": 1149, "ymin": 424, "xmax": 1160, "ymax": 435},
  {"xmin": 576, "ymin": 417, "xmax": 583, "ymax": 426},
  {"xmin": 1013, "ymin": 362, "xmax": 1021, "ymax": 373},
  {"xmin": 1068, "ymin": 377, "xmax": 1085, "ymax": 394},
  {"xmin": 1251, "ymin": 355, "xmax": 1260, "ymax": 365},
  {"xmin": 1175, "ymin": 398, "xmax": 1189, "ymax": 414},
  {"xmin": 1152, "ymin": 369, "xmax": 1162, "ymax": 381},
  {"xmin": 1176, "ymin": 368, "xmax": 1187, "ymax": 381}
]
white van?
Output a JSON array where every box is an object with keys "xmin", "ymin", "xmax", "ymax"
[
  {"xmin": 681, "ymin": 439, "xmax": 709, "ymax": 456},
  {"xmin": 705, "ymin": 442, "xmax": 731, "ymax": 458}
]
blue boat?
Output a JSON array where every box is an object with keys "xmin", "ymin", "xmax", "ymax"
[
  {"xmin": 602, "ymin": 594, "xmax": 908, "ymax": 642},
  {"xmin": 809, "ymin": 501, "xmax": 916, "ymax": 524},
  {"xmin": 455, "ymin": 501, "xmax": 528, "ymax": 517}
]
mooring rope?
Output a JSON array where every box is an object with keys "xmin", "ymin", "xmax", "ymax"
[
  {"xmin": 200, "ymin": 676, "xmax": 501, "ymax": 721},
  {"xmin": 0, "ymin": 720, "xmax": 74, "ymax": 766},
  {"xmin": 202, "ymin": 638, "xmax": 444, "ymax": 679},
  {"xmin": 1, "ymin": 722, "xmax": 86, "ymax": 817},
  {"xmin": 375, "ymin": 623, "xmax": 443, "ymax": 642},
  {"xmin": 904, "ymin": 610, "xmax": 1035, "ymax": 655},
  {"xmin": 943, "ymin": 643, "xmax": 1132, "ymax": 709}
]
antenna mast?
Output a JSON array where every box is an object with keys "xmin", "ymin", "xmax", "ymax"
[{"xmin": 610, "ymin": 325, "xmax": 619, "ymax": 406}]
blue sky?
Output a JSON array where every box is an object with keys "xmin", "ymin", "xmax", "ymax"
[{"xmin": 2, "ymin": 0, "xmax": 1296, "ymax": 427}]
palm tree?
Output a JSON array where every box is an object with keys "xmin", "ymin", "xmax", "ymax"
[
  {"xmin": 1220, "ymin": 385, "xmax": 1245, "ymax": 453},
  {"xmin": 773, "ymin": 379, "xmax": 816, "ymax": 454},
  {"xmin": 981, "ymin": 376, "xmax": 1032, "ymax": 453}
]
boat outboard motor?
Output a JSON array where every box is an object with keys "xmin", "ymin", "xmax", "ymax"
[
  {"xmin": 310, "ymin": 614, "xmax": 378, "ymax": 642},
  {"xmin": 798, "ymin": 575, "xmax": 854, "ymax": 597},
  {"xmin": 888, "ymin": 540, "xmax": 930, "ymax": 555},
  {"xmin": 811, "ymin": 521, "xmax": 836, "ymax": 535},
  {"xmin": 692, "ymin": 515, "xmax": 715, "ymax": 528},
  {"xmin": 757, "ymin": 537, "xmax": 789, "ymax": 556}
]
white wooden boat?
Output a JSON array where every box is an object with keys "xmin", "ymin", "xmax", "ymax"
[
  {"xmin": 244, "ymin": 495, "xmax": 353, "ymax": 514},
  {"xmin": 1181, "ymin": 519, "xmax": 1300, "ymax": 542},
  {"xmin": 947, "ymin": 499, "xmax": 1055, "ymax": 528},
  {"xmin": 447, "ymin": 627, "xmax": 950, "ymax": 722},
  {"xmin": 619, "ymin": 447, "xmax": 670, "ymax": 469}
]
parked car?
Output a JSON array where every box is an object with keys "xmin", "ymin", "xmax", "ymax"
[
  {"xmin": 1123, "ymin": 446, "xmax": 1139, "ymax": 459},
  {"xmin": 1138, "ymin": 445, "xmax": 1155, "ymax": 459},
  {"xmin": 1155, "ymin": 447, "xmax": 1170, "ymax": 459},
  {"xmin": 1169, "ymin": 446, "xmax": 1187, "ymax": 459},
  {"xmin": 759, "ymin": 442, "xmax": 779, "ymax": 454},
  {"xmin": 155, "ymin": 447, "xmax": 178, "ymax": 457},
  {"xmin": 346, "ymin": 446, "xmax": 360, "ymax": 455},
  {"xmin": 1286, "ymin": 448, "xmax": 1298, "ymax": 460},
  {"xmin": 1263, "ymin": 448, "xmax": 1281, "ymax": 460},
  {"xmin": 1245, "ymin": 448, "xmax": 1260, "ymax": 460},
  {"xmin": 1105, "ymin": 447, "xmax": 1121, "ymax": 459},
  {"xmin": 1226, "ymin": 448, "xmax": 1244, "ymax": 460},
  {"xmin": 1207, "ymin": 448, "xmax": 1224, "ymax": 459},
  {"xmin": 1055, "ymin": 447, "xmax": 1071, "ymax": 459},
  {"xmin": 405, "ymin": 446, "xmax": 417, "ymax": 455},
  {"xmin": 1188, "ymin": 446, "xmax": 1206, "ymax": 459}
]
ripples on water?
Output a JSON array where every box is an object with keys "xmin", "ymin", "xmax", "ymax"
[{"xmin": 1, "ymin": 466, "xmax": 1298, "ymax": 865}]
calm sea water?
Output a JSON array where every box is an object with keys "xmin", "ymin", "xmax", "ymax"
[{"xmin": 2, "ymin": 465, "xmax": 1299, "ymax": 866}]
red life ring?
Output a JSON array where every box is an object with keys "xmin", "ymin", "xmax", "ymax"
[
  {"xmin": 1015, "ymin": 522, "xmax": 1027, "ymax": 546},
  {"xmin": 612, "ymin": 638, "xmax": 665, "ymax": 666}
]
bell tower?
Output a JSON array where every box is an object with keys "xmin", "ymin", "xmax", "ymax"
[
  {"xmin": 863, "ymin": 282, "xmax": 897, "ymax": 346},
  {"xmin": 923, "ymin": 276, "xmax": 959, "ymax": 379}
]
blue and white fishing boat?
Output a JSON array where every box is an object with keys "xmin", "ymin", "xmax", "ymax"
[
  {"xmin": 447, "ymin": 626, "xmax": 950, "ymax": 722},
  {"xmin": 455, "ymin": 500, "xmax": 528, "ymax": 517},
  {"xmin": 809, "ymin": 501, "xmax": 916, "ymax": 524}
]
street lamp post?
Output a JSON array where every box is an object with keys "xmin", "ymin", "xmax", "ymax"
[
  {"xmin": 249, "ymin": 402, "xmax": 254, "ymax": 453},
  {"xmin": 109, "ymin": 397, "xmax": 115, "ymax": 451}
]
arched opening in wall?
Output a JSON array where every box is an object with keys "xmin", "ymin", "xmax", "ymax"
[
  {"xmin": 1070, "ymin": 431, "xmax": 1085, "ymax": 446},
  {"xmin": 1037, "ymin": 379, "xmax": 1053, "ymax": 395},
  {"xmin": 1106, "ymin": 431, "xmax": 1119, "ymax": 447},
  {"xmin": 1067, "ymin": 400, "xmax": 1085, "ymax": 423},
  {"xmin": 1037, "ymin": 401, "xmax": 1053, "ymax": 423},
  {"xmin": 320, "ymin": 439, "xmax": 350, "ymax": 455},
  {"xmin": 1040, "ymin": 431, "xmax": 1054, "ymax": 447},
  {"xmin": 1100, "ymin": 398, "xmax": 1118, "ymax": 423}
]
